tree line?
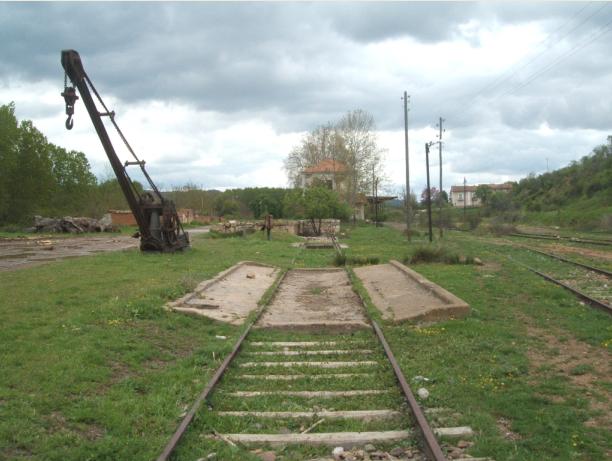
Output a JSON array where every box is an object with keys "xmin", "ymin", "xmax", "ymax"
[
  {"xmin": 0, "ymin": 103, "xmax": 349, "ymax": 227},
  {"xmin": 0, "ymin": 103, "xmax": 150, "ymax": 226}
]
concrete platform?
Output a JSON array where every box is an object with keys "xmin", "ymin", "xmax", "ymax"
[
  {"xmin": 167, "ymin": 261, "xmax": 278, "ymax": 325},
  {"xmin": 256, "ymin": 268, "xmax": 369, "ymax": 329},
  {"xmin": 354, "ymin": 260, "xmax": 469, "ymax": 323}
]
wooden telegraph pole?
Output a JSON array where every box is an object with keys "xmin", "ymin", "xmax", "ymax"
[
  {"xmin": 403, "ymin": 92, "xmax": 411, "ymax": 240},
  {"xmin": 425, "ymin": 142, "xmax": 434, "ymax": 243}
]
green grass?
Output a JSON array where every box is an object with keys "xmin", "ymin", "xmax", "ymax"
[{"xmin": 1, "ymin": 226, "xmax": 610, "ymax": 460}]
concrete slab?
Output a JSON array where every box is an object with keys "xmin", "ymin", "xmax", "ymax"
[
  {"xmin": 434, "ymin": 426, "xmax": 474, "ymax": 438},
  {"xmin": 257, "ymin": 268, "xmax": 369, "ymax": 329},
  {"xmin": 216, "ymin": 410, "xmax": 402, "ymax": 420},
  {"xmin": 245, "ymin": 350, "xmax": 373, "ymax": 356},
  {"xmin": 239, "ymin": 361, "xmax": 378, "ymax": 368},
  {"xmin": 228, "ymin": 390, "xmax": 389, "ymax": 398},
  {"xmin": 354, "ymin": 260, "xmax": 469, "ymax": 323},
  {"xmin": 249, "ymin": 341, "xmax": 339, "ymax": 347},
  {"xmin": 167, "ymin": 261, "xmax": 279, "ymax": 325},
  {"xmin": 218, "ymin": 430, "xmax": 411, "ymax": 447},
  {"xmin": 239, "ymin": 373, "xmax": 370, "ymax": 380}
]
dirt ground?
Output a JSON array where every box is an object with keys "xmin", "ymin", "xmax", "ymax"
[
  {"xmin": 354, "ymin": 262, "xmax": 469, "ymax": 322},
  {"xmin": 169, "ymin": 262, "xmax": 278, "ymax": 325},
  {"xmin": 521, "ymin": 315, "xmax": 611, "ymax": 433},
  {"xmin": 257, "ymin": 268, "xmax": 369, "ymax": 329},
  {"xmin": 0, "ymin": 235, "xmax": 138, "ymax": 271}
]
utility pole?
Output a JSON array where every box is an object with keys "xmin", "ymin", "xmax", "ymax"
[
  {"xmin": 425, "ymin": 142, "xmax": 434, "ymax": 243},
  {"xmin": 403, "ymin": 92, "xmax": 411, "ymax": 240},
  {"xmin": 374, "ymin": 176, "xmax": 379, "ymax": 227},
  {"xmin": 463, "ymin": 177, "xmax": 467, "ymax": 222},
  {"xmin": 436, "ymin": 117, "xmax": 445, "ymax": 238}
]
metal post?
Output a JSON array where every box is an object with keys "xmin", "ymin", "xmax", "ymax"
[
  {"xmin": 403, "ymin": 92, "xmax": 411, "ymax": 240},
  {"xmin": 425, "ymin": 143, "xmax": 433, "ymax": 243},
  {"xmin": 374, "ymin": 176, "xmax": 379, "ymax": 227},
  {"xmin": 463, "ymin": 177, "xmax": 467, "ymax": 223},
  {"xmin": 437, "ymin": 117, "xmax": 444, "ymax": 238}
]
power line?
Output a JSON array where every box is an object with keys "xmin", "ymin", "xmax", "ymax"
[
  {"xmin": 459, "ymin": 3, "xmax": 597, "ymax": 104},
  {"xmin": 466, "ymin": 2, "xmax": 605, "ymax": 103},
  {"xmin": 442, "ymin": 3, "xmax": 609, "ymax": 124},
  {"xmin": 447, "ymin": 11, "xmax": 612, "ymax": 128},
  {"xmin": 502, "ymin": 15, "xmax": 612, "ymax": 96}
]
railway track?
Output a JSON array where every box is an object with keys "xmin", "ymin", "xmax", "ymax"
[
  {"xmin": 509, "ymin": 232, "xmax": 612, "ymax": 247},
  {"xmin": 156, "ymin": 269, "xmax": 480, "ymax": 461},
  {"xmin": 490, "ymin": 245, "xmax": 611, "ymax": 315}
]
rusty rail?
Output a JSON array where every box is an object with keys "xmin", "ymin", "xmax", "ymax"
[
  {"xmin": 371, "ymin": 321, "xmax": 447, "ymax": 461},
  {"xmin": 509, "ymin": 233, "xmax": 612, "ymax": 246},
  {"xmin": 156, "ymin": 269, "xmax": 288, "ymax": 461},
  {"xmin": 491, "ymin": 249, "xmax": 611, "ymax": 316},
  {"xmin": 346, "ymin": 268, "xmax": 447, "ymax": 461},
  {"xmin": 528, "ymin": 268, "xmax": 611, "ymax": 315},
  {"xmin": 526, "ymin": 247, "xmax": 612, "ymax": 277}
]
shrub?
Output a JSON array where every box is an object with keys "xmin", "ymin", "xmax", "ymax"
[
  {"xmin": 333, "ymin": 254, "xmax": 347, "ymax": 266},
  {"xmin": 209, "ymin": 229, "xmax": 245, "ymax": 238},
  {"xmin": 466, "ymin": 212, "xmax": 481, "ymax": 230},
  {"xmin": 404, "ymin": 245, "xmax": 476, "ymax": 265},
  {"xmin": 489, "ymin": 218, "xmax": 518, "ymax": 236},
  {"xmin": 332, "ymin": 254, "xmax": 379, "ymax": 267}
]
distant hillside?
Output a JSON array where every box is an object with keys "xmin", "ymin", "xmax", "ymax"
[{"xmin": 512, "ymin": 140, "xmax": 611, "ymax": 230}]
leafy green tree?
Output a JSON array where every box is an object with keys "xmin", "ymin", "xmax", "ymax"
[
  {"xmin": 298, "ymin": 187, "xmax": 350, "ymax": 235},
  {"xmin": 473, "ymin": 185, "xmax": 493, "ymax": 207},
  {"xmin": 0, "ymin": 103, "xmax": 20, "ymax": 222},
  {"xmin": 48, "ymin": 145, "xmax": 97, "ymax": 215},
  {"xmin": 9, "ymin": 120, "xmax": 54, "ymax": 222}
]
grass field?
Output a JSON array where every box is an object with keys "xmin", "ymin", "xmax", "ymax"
[{"xmin": 0, "ymin": 225, "xmax": 610, "ymax": 460}]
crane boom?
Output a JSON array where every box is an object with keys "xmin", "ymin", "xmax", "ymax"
[{"xmin": 61, "ymin": 49, "xmax": 189, "ymax": 252}]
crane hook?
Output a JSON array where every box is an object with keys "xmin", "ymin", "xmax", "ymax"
[{"xmin": 61, "ymin": 86, "xmax": 79, "ymax": 131}]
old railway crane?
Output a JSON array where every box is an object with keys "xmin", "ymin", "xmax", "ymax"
[{"xmin": 60, "ymin": 50, "xmax": 189, "ymax": 252}]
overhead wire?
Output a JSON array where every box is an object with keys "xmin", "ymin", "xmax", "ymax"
[
  {"xmin": 441, "ymin": 3, "xmax": 611, "ymax": 128},
  {"xmin": 443, "ymin": 1, "xmax": 597, "ymax": 117},
  {"xmin": 500, "ymin": 15, "xmax": 612, "ymax": 96}
]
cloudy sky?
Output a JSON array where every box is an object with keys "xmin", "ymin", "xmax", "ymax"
[{"xmin": 1, "ymin": 2, "xmax": 611, "ymax": 195}]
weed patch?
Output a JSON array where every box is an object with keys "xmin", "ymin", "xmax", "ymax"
[
  {"xmin": 332, "ymin": 254, "xmax": 380, "ymax": 266},
  {"xmin": 404, "ymin": 244, "xmax": 475, "ymax": 265}
]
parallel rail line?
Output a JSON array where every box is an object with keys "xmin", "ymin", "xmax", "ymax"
[
  {"xmin": 156, "ymin": 267, "xmax": 449, "ymax": 461},
  {"xmin": 490, "ymin": 248, "xmax": 611, "ymax": 316},
  {"xmin": 524, "ymin": 247, "xmax": 612, "ymax": 277},
  {"xmin": 509, "ymin": 232, "xmax": 612, "ymax": 247}
]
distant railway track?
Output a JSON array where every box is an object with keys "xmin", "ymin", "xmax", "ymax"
[
  {"xmin": 524, "ymin": 247, "xmax": 612, "ymax": 277},
  {"xmin": 490, "ymin": 246, "xmax": 611, "ymax": 316},
  {"xmin": 509, "ymin": 232, "xmax": 612, "ymax": 247},
  {"xmin": 156, "ymin": 268, "xmax": 458, "ymax": 461}
]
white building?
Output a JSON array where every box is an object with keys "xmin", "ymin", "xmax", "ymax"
[{"xmin": 449, "ymin": 183, "xmax": 513, "ymax": 207}]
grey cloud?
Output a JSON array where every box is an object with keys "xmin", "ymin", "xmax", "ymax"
[{"xmin": 2, "ymin": 1, "xmax": 611, "ymax": 192}]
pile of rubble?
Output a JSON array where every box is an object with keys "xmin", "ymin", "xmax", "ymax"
[
  {"xmin": 29, "ymin": 214, "xmax": 119, "ymax": 234},
  {"xmin": 211, "ymin": 220, "xmax": 258, "ymax": 234}
]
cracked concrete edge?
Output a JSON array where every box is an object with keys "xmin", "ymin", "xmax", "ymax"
[
  {"xmin": 389, "ymin": 260, "xmax": 470, "ymax": 310},
  {"xmin": 164, "ymin": 260, "xmax": 279, "ymax": 311},
  {"xmin": 287, "ymin": 267, "xmax": 346, "ymax": 272}
]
